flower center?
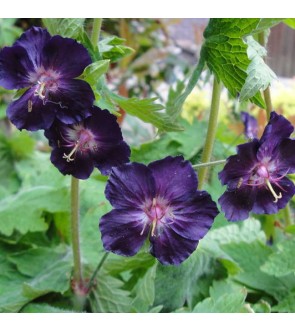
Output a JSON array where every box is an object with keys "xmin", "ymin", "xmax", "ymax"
[
  {"xmin": 248, "ymin": 163, "xmax": 283, "ymax": 203},
  {"xmin": 141, "ymin": 197, "xmax": 173, "ymax": 237},
  {"xmin": 62, "ymin": 126, "xmax": 98, "ymax": 162}
]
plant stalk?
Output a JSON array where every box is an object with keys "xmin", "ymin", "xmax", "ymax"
[
  {"xmin": 258, "ymin": 31, "xmax": 272, "ymax": 120},
  {"xmin": 87, "ymin": 252, "xmax": 109, "ymax": 291},
  {"xmin": 198, "ymin": 77, "xmax": 222, "ymax": 190},
  {"xmin": 91, "ymin": 18, "xmax": 103, "ymax": 47},
  {"xmin": 71, "ymin": 176, "xmax": 83, "ymax": 285},
  {"xmin": 192, "ymin": 159, "xmax": 226, "ymax": 170},
  {"xmin": 284, "ymin": 203, "xmax": 293, "ymax": 227}
]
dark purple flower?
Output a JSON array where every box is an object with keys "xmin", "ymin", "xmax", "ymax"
[
  {"xmin": 219, "ymin": 111, "xmax": 295, "ymax": 221},
  {"xmin": 44, "ymin": 107, "xmax": 130, "ymax": 179},
  {"xmin": 241, "ymin": 111, "xmax": 258, "ymax": 140},
  {"xmin": 99, "ymin": 156, "xmax": 219, "ymax": 265},
  {"xmin": 0, "ymin": 27, "xmax": 94, "ymax": 131}
]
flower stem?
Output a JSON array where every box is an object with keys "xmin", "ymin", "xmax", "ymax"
[
  {"xmin": 198, "ymin": 77, "xmax": 222, "ymax": 190},
  {"xmin": 192, "ymin": 159, "xmax": 226, "ymax": 170},
  {"xmin": 258, "ymin": 31, "xmax": 272, "ymax": 120},
  {"xmin": 91, "ymin": 18, "xmax": 103, "ymax": 47},
  {"xmin": 87, "ymin": 252, "xmax": 109, "ymax": 291},
  {"xmin": 284, "ymin": 203, "xmax": 293, "ymax": 227},
  {"xmin": 71, "ymin": 176, "xmax": 83, "ymax": 285}
]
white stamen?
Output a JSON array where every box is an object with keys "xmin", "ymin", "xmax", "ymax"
[
  {"xmin": 62, "ymin": 142, "xmax": 79, "ymax": 162},
  {"xmin": 265, "ymin": 179, "xmax": 282, "ymax": 203}
]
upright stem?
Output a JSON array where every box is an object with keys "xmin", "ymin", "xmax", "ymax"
[
  {"xmin": 258, "ymin": 31, "xmax": 272, "ymax": 120},
  {"xmin": 71, "ymin": 176, "xmax": 82, "ymax": 285},
  {"xmin": 198, "ymin": 77, "xmax": 222, "ymax": 190},
  {"xmin": 91, "ymin": 18, "xmax": 103, "ymax": 47},
  {"xmin": 284, "ymin": 203, "xmax": 293, "ymax": 227}
]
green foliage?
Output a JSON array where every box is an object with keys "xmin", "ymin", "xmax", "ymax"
[
  {"xmin": 240, "ymin": 36, "xmax": 277, "ymax": 101},
  {"xmin": 261, "ymin": 240, "xmax": 295, "ymax": 277},
  {"xmin": 0, "ymin": 18, "xmax": 22, "ymax": 46},
  {"xmin": 202, "ymin": 18, "xmax": 282, "ymax": 108},
  {"xmin": 193, "ymin": 280, "xmax": 247, "ymax": 313},
  {"xmin": 81, "ymin": 60, "xmax": 110, "ymax": 86},
  {"xmin": 283, "ymin": 19, "xmax": 295, "ymax": 29},
  {"xmin": 89, "ymin": 272, "xmax": 132, "ymax": 313},
  {"xmin": 273, "ymin": 292, "xmax": 295, "ymax": 313},
  {"xmin": 99, "ymin": 36, "xmax": 134, "ymax": 62},
  {"xmin": 42, "ymin": 18, "xmax": 85, "ymax": 39},
  {"xmin": 21, "ymin": 303, "xmax": 74, "ymax": 313}
]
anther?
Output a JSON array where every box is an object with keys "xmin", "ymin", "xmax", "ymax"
[
  {"xmin": 62, "ymin": 142, "xmax": 79, "ymax": 162},
  {"xmin": 265, "ymin": 179, "xmax": 282, "ymax": 203},
  {"xmin": 151, "ymin": 219, "xmax": 157, "ymax": 237}
]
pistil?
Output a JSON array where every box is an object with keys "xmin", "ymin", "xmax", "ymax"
[
  {"xmin": 265, "ymin": 179, "xmax": 282, "ymax": 203},
  {"xmin": 63, "ymin": 142, "xmax": 80, "ymax": 162}
]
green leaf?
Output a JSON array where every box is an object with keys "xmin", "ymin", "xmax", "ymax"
[
  {"xmin": 154, "ymin": 248, "xmax": 213, "ymax": 311},
  {"xmin": 89, "ymin": 272, "xmax": 132, "ymax": 313},
  {"xmin": 0, "ymin": 185, "xmax": 69, "ymax": 236},
  {"xmin": 42, "ymin": 18, "xmax": 85, "ymax": 39},
  {"xmin": 81, "ymin": 60, "xmax": 110, "ymax": 86},
  {"xmin": 131, "ymin": 118, "xmax": 207, "ymax": 164},
  {"xmin": 132, "ymin": 264, "xmax": 157, "ymax": 312},
  {"xmin": 284, "ymin": 19, "xmax": 295, "ymax": 29},
  {"xmin": 202, "ymin": 18, "xmax": 266, "ymax": 107},
  {"xmin": 240, "ymin": 36, "xmax": 277, "ymax": 101},
  {"xmin": 112, "ymin": 95, "xmax": 183, "ymax": 132},
  {"xmin": 99, "ymin": 36, "xmax": 134, "ymax": 62},
  {"xmin": 272, "ymin": 291, "xmax": 295, "ymax": 312},
  {"xmin": 20, "ymin": 303, "xmax": 74, "ymax": 313},
  {"xmin": 193, "ymin": 280, "xmax": 247, "ymax": 313},
  {"xmin": 261, "ymin": 240, "xmax": 295, "ymax": 277},
  {"xmin": 252, "ymin": 300, "xmax": 272, "ymax": 313},
  {"xmin": 8, "ymin": 246, "xmax": 72, "ymax": 298}
]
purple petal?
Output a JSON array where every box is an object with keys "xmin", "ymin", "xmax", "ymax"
[
  {"xmin": 6, "ymin": 88, "xmax": 56, "ymax": 131},
  {"xmin": 258, "ymin": 112, "xmax": 294, "ymax": 160},
  {"xmin": 218, "ymin": 185, "xmax": 256, "ymax": 222},
  {"xmin": 14, "ymin": 27, "xmax": 51, "ymax": 68},
  {"xmin": 277, "ymin": 139, "xmax": 295, "ymax": 174},
  {"xmin": 148, "ymin": 156, "xmax": 198, "ymax": 202},
  {"xmin": 42, "ymin": 35, "xmax": 91, "ymax": 78},
  {"xmin": 241, "ymin": 111, "xmax": 258, "ymax": 139},
  {"xmin": 93, "ymin": 141, "xmax": 131, "ymax": 175},
  {"xmin": 219, "ymin": 140, "xmax": 259, "ymax": 185},
  {"xmin": 105, "ymin": 163, "xmax": 156, "ymax": 209},
  {"xmin": 50, "ymin": 147, "xmax": 94, "ymax": 180},
  {"xmin": 252, "ymin": 177, "xmax": 295, "ymax": 214},
  {"xmin": 99, "ymin": 209, "xmax": 149, "ymax": 256},
  {"xmin": 168, "ymin": 191, "xmax": 218, "ymax": 240},
  {"xmin": 53, "ymin": 79, "xmax": 94, "ymax": 124},
  {"xmin": 0, "ymin": 46, "xmax": 34, "ymax": 89},
  {"xmin": 149, "ymin": 227, "xmax": 199, "ymax": 265}
]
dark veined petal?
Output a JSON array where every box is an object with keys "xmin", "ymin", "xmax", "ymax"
[
  {"xmin": 219, "ymin": 139, "xmax": 260, "ymax": 185},
  {"xmin": 277, "ymin": 138, "xmax": 295, "ymax": 174},
  {"xmin": 258, "ymin": 111, "xmax": 294, "ymax": 160},
  {"xmin": 14, "ymin": 26, "xmax": 51, "ymax": 68},
  {"xmin": 50, "ymin": 147, "xmax": 94, "ymax": 180},
  {"xmin": 99, "ymin": 208, "xmax": 149, "ymax": 256},
  {"xmin": 241, "ymin": 111, "xmax": 258, "ymax": 139},
  {"xmin": 6, "ymin": 87, "xmax": 56, "ymax": 131},
  {"xmin": 252, "ymin": 177, "xmax": 295, "ymax": 215},
  {"xmin": 218, "ymin": 185, "xmax": 256, "ymax": 222},
  {"xmin": 93, "ymin": 141, "xmax": 131, "ymax": 176},
  {"xmin": 168, "ymin": 190, "xmax": 218, "ymax": 240},
  {"xmin": 105, "ymin": 162, "xmax": 156, "ymax": 209},
  {"xmin": 52, "ymin": 79, "xmax": 94, "ymax": 124},
  {"xmin": 0, "ymin": 46, "xmax": 34, "ymax": 89},
  {"xmin": 42, "ymin": 35, "xmax": 92, "ymax": 78},
  {"xmin": 148, "ymin": 156, "xmax": 198, "ymax": 202},
  {"xmin": 149, "ymin": 227, "xmax": 199, "ymax": 265}
]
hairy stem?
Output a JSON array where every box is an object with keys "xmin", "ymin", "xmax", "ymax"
[
  {"xmin": 192, "ymin": 159, "xmax": 226, "ymax": 170},
  {"xmin": 91, "ymin": 18, "xmax": 103, "ymax": 47},
  {"xmin": 198, "ymin": 77, "xmax": 222, "ymax": 190},
  {"xmin": 71, "ymin": 176, "xmax": 83, "ymax": 285},
  {"xmin": 258, "ymin": 31, "xmax": 272, "ymax": 119}
]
